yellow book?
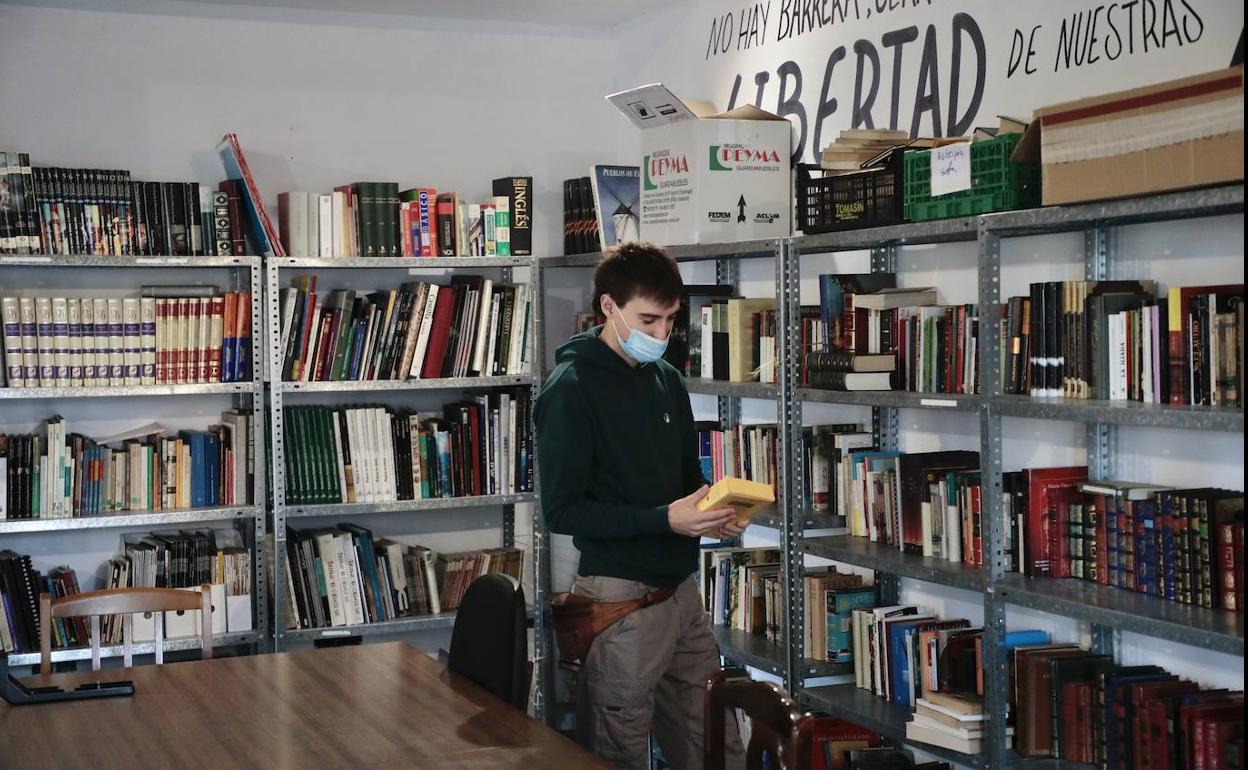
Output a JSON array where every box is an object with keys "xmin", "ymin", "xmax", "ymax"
[{"xmin": 697, "ymin": 476, "xmax": 776, "ymax": 525}]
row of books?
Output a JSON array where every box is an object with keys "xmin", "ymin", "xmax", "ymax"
[
  {"xmin": 1, "ymin": 290, "xmax": 253, "ymax": 388},
  {"xmin": 699, "ymin": 547, "xmax": 782, "ymax": 642},
  {"xmin": 276, "ymin": 177, "xmax": 532, "ymax": 259},
  {"xmin": 812, "ymin": 275, "xmax": 980, "ymax": 394},
  {"xmin": 282, "ymin": 523, "xmax": 522, "ymax": 630},
  {"xmin": 0, "ymin": 411, "xmax": 254, "ymax": 520},
  {"xmin": 282, "ymin": 393, "xmax": 532, "ymax": 506},
  {"xmin": 1002, "ymin": 280, "xmax": 1244, "ymax": 407},
  {"xmin": 696, "ymin": 422, "xmax": 780, "ymax": 499},
  {"xmin": 1008, "ymin": 473, "xmax": 1246, "ymax": 612},
  {"xmin": 278, "ymin": 275, "xmax": 530, "ymax": 383},
  {"xmin": 0, "ymin": 154, "xmax": 248, "ymax": 257},
  {"xmin": 0, "ymin": 530, "xmax": 253, "ymax": 654},
  {"xmin": 1011, "ymin": 640, "xmax": 1244, "ymax": 769}
]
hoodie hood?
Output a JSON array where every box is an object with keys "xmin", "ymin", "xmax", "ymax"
[{"xmin": 555, "ymin": 325, "xmax": 641, "ymax": 373}]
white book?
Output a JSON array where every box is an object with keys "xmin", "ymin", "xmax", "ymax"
[
  {"xmin": 483, "ymin": 292, "xmax": 502, "ymax": 378},
  {"xmin": 304, "ymin": 192, "xmax": 319, "ymax": 259},
  {"xmin": 196, "ymin": 297, "xmax": 211, "ymax": 384},
  {"xmin": 330, "ymin": 410, "xmax": 347, "ymax": 503},
  {"xmin": 377, "ymin": 407, "xmax": 396, "ymax": 501},
  {"xmin": 208, "ymin": 297, "xmax": 224, "ymax": 383},
  {"xmin": 50, "ymin": 297, "xmax": 69, "ymax": 385},
  {"xmin": 409, "ymin": 283, "xmax": 439, "ymax": 379},
  {"xmin": 337, "ymin": 532, "xmax": 366, "ymax": 625},
  {"xmin": 700, "ymin": 305, "xmax": 714, "ymax": 379},
  {"xmin": 318, "ymin": 194, "xmax": 333, "ymax": 258},
  {"xmin": 470, "ymin": 279, "xmax": 494, "ymax": 376},
  {"xmin": 121, "ymin": 297, "xmax": 141, "ymax": 385},
  {"xmin": 352, "ymin": 408, "xmax": 373, "ymax": 503},
  {"xmin": 291, "ymin": 191, "xmax": 309, "ymax": 258},
  {"xmin": 277, "ymin": 287, "xmax": 298, "ymax": 378},
  {"xmin": 314, "ymin": 532, "xmax": 347, "ymax": 627},
  {"xmin": 81, "ymin": 297, "xmax": 100, "ymax": 385},
  {"xmin": 34, "ymin": 297, "xmax": 55, "ymax": 386},
  {"xmin": 17, "ymin": 297, "xmax": 38, "ymax": 385},
  {"xmin": 419, "ymin": 548, "xmax": 441, "ymax": 615},
  {"xmin": 91, "ymin": 298, "xmax": 108, "ymax": 386},
  {"xmin": 139, "ymin": 297, "xmax": 156, "ymax": 385},
  {"xmin": 104, "ymin": 298, "xmax": 123, "ymax": 386},
  {"xmin": 65, "ymin": 298, "xmax": 84, "ymax": 386},
  {"xmin": 331, "ymin": 191, "xmax": 346, "ymax": 258},
  {"xmin": 2, "ymin": 296, "xmax": 24, "ymax": 387},
  {"xmin": 507, "ymin": 286, "xmax": 526, "ymax": 375},
  {"xmin": 502, "ymin": 393, "xmax": 514, "ymax": 495}
]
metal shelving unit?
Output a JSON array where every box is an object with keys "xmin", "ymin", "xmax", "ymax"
[
  {"xmin": 0, "ymin": 255, "xmax": 269, "ymax": 665},
  {"xmin": 711, "ymin": 625, "xmax": 851, "ymax": 680},
  {"xmin": 536, "ymin": 183, "xmax": 1244, "ymax": 765},
  {"xmin": 264, "ymin": 256, "xmax": 548, "ymax": 716}
]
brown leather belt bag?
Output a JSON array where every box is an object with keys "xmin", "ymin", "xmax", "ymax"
[{"xmin": 550, "ymin": 585, "xmax": 677, "ymax": 664}]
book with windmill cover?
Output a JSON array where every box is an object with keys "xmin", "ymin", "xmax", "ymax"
[{"xmin": 589, "ymin": 165, "xmax": 640, "ymax": 247}]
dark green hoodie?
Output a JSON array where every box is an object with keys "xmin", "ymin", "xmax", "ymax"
[{"xmin": 534, "ymin": 326, "xmax": 703, "ymax": 587}]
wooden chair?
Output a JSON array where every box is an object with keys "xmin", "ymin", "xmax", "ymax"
[
  {"xmin": 705, "ymin": 669, "xmax": 814, "ymax": 770},
  {"xmin": 40, "ymin": 585, "xmax": 214, "ymax": 675}
]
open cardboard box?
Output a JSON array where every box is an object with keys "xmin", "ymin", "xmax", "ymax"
[
  {"xmin": 606, "ymin": 83, "xmax": 793, "ymax": 245},
  {"xmin": 1012, "ymin": 65, "xmax": 1244, "ymax": 206}
]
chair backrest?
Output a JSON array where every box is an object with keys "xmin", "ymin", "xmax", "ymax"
[
  {"xmin": 704, "ymin": 669, "xmax": 813, "ymax": 770},
  {"xmin": 447, "ymin": 573, "xmax": 528, "ymax": 710},
  {"xmin": 40, "ymin": 585, "xmax": 214, "ymax": 675}
]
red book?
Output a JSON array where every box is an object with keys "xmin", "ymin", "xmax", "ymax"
[
  {"xmin": 1235, "ymin": 522, "xmax": 1245, "ymax": 613},
  {"xmin": 217, "ymin": 179, "xmax": 247, "ymax": 257},
  {"xmin": 1182, "ymin": 700, "xmax": 1244, "ymax": 770},
  {"xmin": 1132, "ymin": 681, "xmax": 1199, "ymax": 769},
  {"xmin": 1026, "ymin": 466, "xmax": 1089, "ymax": 578},
  {"xmin": 310, "ymin": 309, "xmax": 334, "ymax": 382},
  {"xmin": 808, "ymin": 717, "xmax": 880, "ymax": 770},
  {"xmin": 1207, "ymin": 717, "xmax": 1244, "ymax": 770},
  {"xmin": 1169, "ymin": 285, "xmax": 1243, "ymax": 405},
  {"xmin": 419, "ymin": 287, "xmax": 457, "ymax": 380},
  {"xmin": 155, "ymin": 298, "xmax": 169, "ymax": 384},
  {"xmin": 1216, "ymin": 519, "xmax": 1239, "ymax": 611},
  {"xmin": 208, "ymin": 295, "xmax": 225, "ymax": 383}
]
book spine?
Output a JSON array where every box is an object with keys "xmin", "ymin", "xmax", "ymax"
[{"xmin": 140, "ymin": 296, "xmax": 157, "ymax": 385}]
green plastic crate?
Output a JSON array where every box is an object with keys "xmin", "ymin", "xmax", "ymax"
[{"xmin": 903, "ymin": 133, "xmax": 1040, "ymax": 221}]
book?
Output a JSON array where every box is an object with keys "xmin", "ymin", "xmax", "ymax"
[
  {"xmin": 216, "ymin": 134, "xmax": 283, "ymax": 257},
  {"xmin": 589, "ymin": 164, "xmax": 641, "ymax": 247},
  {"xmin": 697, "ymin": 476, "xmax": 775, "ymax": 526}
]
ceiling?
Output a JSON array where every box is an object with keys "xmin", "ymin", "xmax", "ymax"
[{"xmin": 1, "ymin": 0, "xmax": 680, "ymax": 27}]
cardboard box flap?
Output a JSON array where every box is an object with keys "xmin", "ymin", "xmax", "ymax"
[
  {"xmin": 606, "ymin": 83, "xmax": 698, "ymax": 129},
  {"xmin": 707, "ymin": 103, "xmax": 789, "ymax": 122},
  {"xmin": 1012, "ymin": 119, "xmax": 1041, "ymax": 163},
  {"xmin": 684, "ymin": 99, "xmax": 718, "ymax": 118}
]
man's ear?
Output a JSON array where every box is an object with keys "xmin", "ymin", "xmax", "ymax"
[{"xmin": 600, "ymin": 294, "xmax": 616, "ymax": 316}]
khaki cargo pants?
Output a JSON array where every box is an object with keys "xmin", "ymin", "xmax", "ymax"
[{"xmin": 572, "ymin": 574, "xmax": 746, "ymax": 770}]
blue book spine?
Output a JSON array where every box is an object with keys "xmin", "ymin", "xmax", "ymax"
[
  {"xmin": 205, "ymin": 433, "xmax": 219, "ymax": 507},
  {"xmin": 234, "ymin": 318, "xmax": 250, "ymax": 382},
  {"xmin": 1137, "ymin": 499, "xmax": 1154, "ymax": 595},
  {"xmin": 434, "ymin": 431, "xmax": 452, "ymax": 498},
  {"xmin": 888, "ymin": 623, "xmax": 917, "ymax": 705},
  {"xmin": 1002, "ymin": 629, "xmax": 1051, "ymax": 650},
  {"xmin": 1107, "ymin": 497, "xmax": 1122, "ymax": 588},
  {"xmin": 827, "ymin": 590, "xmax": 876, "ymax": 662},
  {"xmin": 191, "ymin": 434, "xmax": 206, "ymax": 508}
]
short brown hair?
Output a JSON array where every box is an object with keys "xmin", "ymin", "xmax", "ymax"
[{"xmin": 592, "ymin": 242, "xmax": 683, "ymax": 316}]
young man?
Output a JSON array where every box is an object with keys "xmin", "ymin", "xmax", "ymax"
[{"xmin": 535, "ymin": 243, "xmax": 747, "ymax": 769}]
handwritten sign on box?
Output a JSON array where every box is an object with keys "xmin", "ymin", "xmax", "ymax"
[{"xmin": 930, "ymin": 142, "xmax": 972, "ymax": 197}]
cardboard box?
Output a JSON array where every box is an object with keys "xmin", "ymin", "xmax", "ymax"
[
  {"xmin": 607, "ymin": 83, "xmax": 792, "ymax": 245},
  {"xmin": 1019, "ymin": 66, "xmax": 1243, "ymax": 205}
]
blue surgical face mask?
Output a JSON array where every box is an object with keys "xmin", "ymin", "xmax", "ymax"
[{"xmin": 610, "ymin": 307, "xmax": 669, "ymax": 364}]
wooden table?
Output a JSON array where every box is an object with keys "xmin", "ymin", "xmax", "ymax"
[{"xmin": 0, "ymin": 642, "xmax": 611, "ymax": 769}]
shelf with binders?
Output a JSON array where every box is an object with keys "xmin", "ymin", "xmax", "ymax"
[
  {"xmin": 712, "ymin": 625, "xmax": 852, "ymax": 680},
  {"xmin": 0, "ymin": 504, "xmax": 260, "ymax": 535},
  {"xmin": 995, "ymin": 573, "xmax": 1245, "ymax": 656},
  {"xmin": 800, "ymin": 536, "xmax": 987, "ymax": 593},
  {"xmin": 3, "ymin": 630, "xmax": 266, "ymax": 668}
]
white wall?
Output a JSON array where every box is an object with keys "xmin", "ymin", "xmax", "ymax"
[
  {"xmin": 0, "ymin": 1, "xmax": 621, "ymax": 654},
  {"xmin": 0, "ymin": 2, "xmax": 623, "ymax": 256}
]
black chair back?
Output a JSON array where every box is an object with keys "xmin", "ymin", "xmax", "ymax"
[{"xmin": 448, "ymin": 573, "xmax": 528, "ymax": 710}]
